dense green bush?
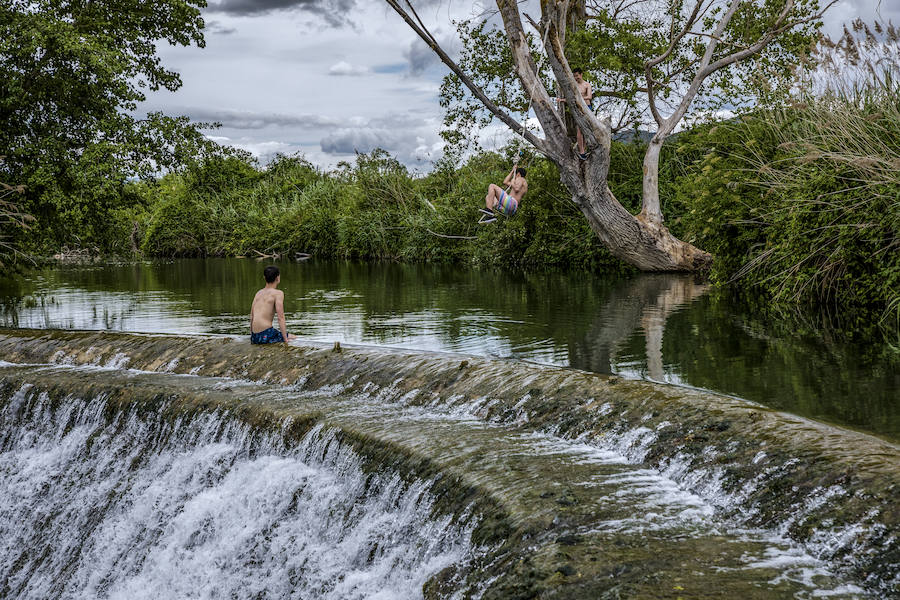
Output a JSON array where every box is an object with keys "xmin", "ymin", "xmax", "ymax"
[
  {"xmin": 138, "ymin": 146, "xmax": 636, "ymax": 274},
  {"xmin": 667, "ymin": 91, "xmax": 899, "ymax": 319}
]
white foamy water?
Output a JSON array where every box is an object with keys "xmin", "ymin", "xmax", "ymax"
[
  {"xmin": 324, "ymin": 382, "xmax": 875, "ymax": 598},
  {"xmin": 0, "ymin": 386, "xmax": 474, "ymax": 600},
  {"xmin": 0, "ymin": 361, "xmax": 881, "ymax": 598}
]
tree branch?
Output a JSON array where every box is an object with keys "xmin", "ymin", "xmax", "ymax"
[
  {"xmin": 648, "ymin": 0, "xmax": 705, "ymax": 68},
  {"xmin": 645, "ymin": 0, "xmax": 705, "ymax": 126},
  {"xmin": 652, "ymin": 0, "xmax": 743, "ymax": 138},
  {"xmin": 539, "ymin": 0, "xmax": 610, "ymax": 156},
  {"xmin": 702, "ymin": 0, "xmax": 838, "ymax": 75},
  {"xmin": 384, "ymin": 0, "xmax": 552, "ymax": 157},
  {"xmin": 495, "ymin": 0, "xmax": 570, "ymax": 158}
]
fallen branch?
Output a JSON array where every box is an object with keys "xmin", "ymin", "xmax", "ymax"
[{"xmin": 425, "ymin": 228, "xmax": 478, "ymax": 240}]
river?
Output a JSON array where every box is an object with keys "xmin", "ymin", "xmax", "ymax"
[{"xmin": 0, "ymin": 258, "xmax": 896, "ymax": 442}]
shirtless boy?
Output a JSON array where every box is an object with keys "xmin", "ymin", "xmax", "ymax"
[
  {"xmin": 558, "ymin": 68, "xmax": 594, "ymax": 159},
  {"xmin": 573, "ymin": 68, "xmax": 594, "ymax": 158},
  {"xmin": 482, "ymin": 165, "xmax": 528, "ymax": 223},
  {"xmin": 250, "ymin": 265, "xmax": 296, "ymax": 345}
]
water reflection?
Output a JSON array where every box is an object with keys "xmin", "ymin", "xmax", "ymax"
[
  {"xmin": 569, "ymin": 275, "xmax": 709, "ymax": 381},
  {"xmin": 0, "ymin": 259, "xmax": 896, "ymax": 441}
]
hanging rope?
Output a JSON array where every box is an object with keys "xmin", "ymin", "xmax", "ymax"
[
  {"xmin": 425, "ymin": 228, "xmax": 477, "ymax": 240},
  {"xmin": 511, "ymin": 23, "xmax": 554, "ymax": 166},
  {"xmin": 421, "ymin": 18, "xmax": 554, "ymax": 241},
  {"xmin": 495, "ymin": 24, "xmax": 553, "ymax": 200}
]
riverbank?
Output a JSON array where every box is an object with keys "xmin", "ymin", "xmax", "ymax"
[
  {"xmin": 1, "ymin": 328, "xmax": 896, "ymax": 596},
  {"xmin": 4, "ymin": 96, "xmax": 898, "ymax": 340}
]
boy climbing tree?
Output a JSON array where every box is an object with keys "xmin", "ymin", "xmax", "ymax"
[{"xmin": 557, "ymin": 68, "xmax": 593, "ymax": 159}]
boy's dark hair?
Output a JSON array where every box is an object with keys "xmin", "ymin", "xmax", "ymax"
[
  {"xmin": 263, "ymin": 265, "xmax": 280, "ymax": 283},
  {"xmin": 516, "ymin": 167, "xmax": 527, "ymax": 177},
  {"xmin": 573, "ymin": 67, "xmax": 583, "ymax": 74}
]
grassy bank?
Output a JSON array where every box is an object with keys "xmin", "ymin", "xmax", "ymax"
[
  {"xmin": 673, "ymin": 101, "xmax": 900, "ymax": 327},
  {"xmin": 136, "ymin": 148, "xmax": 639, "ymax": 275},
  {"xmin": 5, "ymin": 91, "xmax": 898, "ymax": 337}
]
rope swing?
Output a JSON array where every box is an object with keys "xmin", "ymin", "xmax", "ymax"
[
  {"xmin": 512, "ymin": 22, "xmax": 554, "ymax": 169},
  {"xmin": 424, "ymin": 19, "xmax": 554, "ymax": 240}
]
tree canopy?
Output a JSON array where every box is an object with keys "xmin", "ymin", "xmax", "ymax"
[
  {"xmin": 0, "ymin": 0, "xmax": 219, "ymax": 255},
  {"xmin": 390, "ymin": 0, "xmax": 827, "ymax": 271},
  {"xmin": 440, "ymin": 0, "xmax": 822, "ymax": 149}
]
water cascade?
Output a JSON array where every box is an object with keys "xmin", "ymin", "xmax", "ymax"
[{"xmin": 0, "ymin": 328, "xmax": 896, "ymax": 598}]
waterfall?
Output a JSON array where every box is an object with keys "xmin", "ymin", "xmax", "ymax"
[
  {"xmin": 0, "ymin": 384, "xmax": 474, "ymax": 600},
  {"xmin": 0, "ymin": 329, "xmax": 895, "ymax": 598}
]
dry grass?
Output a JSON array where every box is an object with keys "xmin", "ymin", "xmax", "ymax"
[{"xmin": 728, "ymin": 21, "xmax": 900, "ymax": 312}]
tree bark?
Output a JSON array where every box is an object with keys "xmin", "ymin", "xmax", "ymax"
[
  {"xmin": 559, "ymin": 156, "xmax": 712, "ymax": 271},
  {"xmin": 640, "ymin": 137, "xmax": 664, "ymax": 225},
  {"xmin": 389, "ymin": 0, "xmax": 713, "ymax": 272},
  {"xmin": 532, "ymin": 0, "xmax": 711, "ymax": 271}
]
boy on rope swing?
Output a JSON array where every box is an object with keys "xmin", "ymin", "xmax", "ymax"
[{"xmin": 480, "ymin": 163, "xmax": 527, "ymax": 224}]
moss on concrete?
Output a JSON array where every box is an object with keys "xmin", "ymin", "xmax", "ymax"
[{"xmin": 0, "ymin": 328, "xmax": 897, "ymax": 597}]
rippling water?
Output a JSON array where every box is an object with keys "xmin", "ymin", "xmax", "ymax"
[
  {"xmin": 0, "ymin": 365, "xmax": 875, "ymax": 598},
  {"xmin": 0, "ymin": 259, "xmax": 897, "ymax": 441}
]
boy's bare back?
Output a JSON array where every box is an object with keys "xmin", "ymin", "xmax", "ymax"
[
  {"xmin": 250, "ymin": 287, "xmax": 283, "ymax": 334},
  {"xmin": 249, "ymin": 265, "xmax": 295, "ymax": 345}
]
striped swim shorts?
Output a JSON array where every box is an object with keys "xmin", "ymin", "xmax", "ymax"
[{"xmin": 497, "ymin": 190, "xmax": 518, "ymax": 217}]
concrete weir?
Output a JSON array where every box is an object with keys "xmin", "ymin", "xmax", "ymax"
[{"xmin": 0, "ymin": 328, "xmax": 897, "ymax": 598}]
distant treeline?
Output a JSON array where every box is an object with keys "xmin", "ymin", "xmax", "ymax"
[{"xmin": 6, "ymin": 92, "xmax": 899, "ymax": 336}]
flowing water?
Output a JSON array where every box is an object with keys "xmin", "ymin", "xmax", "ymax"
[
  {"xmin": 0, "ymin": 259, "xmax": 896, "ymax": 441},
  {"xmin": 0, "ymin": 380, "xmax": 472, "ymax": 600},
  {"xmin": 0, "ymin": 259, "xmax": 897, "ymax": 598},
  {"xmin": 0, "ymin": 360, "xmax": 881, "ymax": 599}
]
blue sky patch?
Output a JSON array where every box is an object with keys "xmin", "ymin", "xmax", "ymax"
[{"xmin": 373, "ymin": 63, "xmax": 407, "ymax": 74}]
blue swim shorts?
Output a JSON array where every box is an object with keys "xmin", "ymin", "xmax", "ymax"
[{"xmin": 250, "ymin": 327, "xmax": 285, "ymax": 344}]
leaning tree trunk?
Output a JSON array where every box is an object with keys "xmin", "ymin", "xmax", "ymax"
[
  {"xmin": 559, "ymin": 135, "xmax": 712, "ymax": 271},
  {"xmin": 387, "ymin": 0, "xmax": 713, "ymax": 272},
  {"xmin": 524, "ymin": 0, "xmax": 712, "ymax": 271}
]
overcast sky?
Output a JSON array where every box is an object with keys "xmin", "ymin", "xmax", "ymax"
[{"xmin": 140, "ymin": 0, "xmax": 898, "ymax": 171}]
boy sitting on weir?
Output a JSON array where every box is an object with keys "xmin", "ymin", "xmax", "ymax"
[{"xmin": 250, "ymin": 265, "xmax": 296, "ymax": 345}]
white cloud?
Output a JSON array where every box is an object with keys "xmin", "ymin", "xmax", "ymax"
[
  {"xmin": 183, "ymin": 107, "xmax": 342, "ymax": 129},
  {"xmin": 207, "ymin": 136, "xmax": 305, "ymax": 164},
  {"xmin": 403, "ymin": 30, "xmax": 461, "ymax": 75},
  {"xmin": 321, "ymin": 127, "xmax": 409, "ymax": 153},
  {"xmin": 139, "ymin": 0, "xmax": 894, "ymax": 172},
  {"xmin": 319, "ymin": 111, "xmax": 445, "ymax": 164},
  {"xmin": 823, "ymin": 0, "xmax": 900, "ymax": 38},
  {"xmin": 328, "ymin": 61, "xmax": 371, "ymax": 76}
]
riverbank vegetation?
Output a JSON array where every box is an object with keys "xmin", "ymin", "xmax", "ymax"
[
  {"xmin": 4, "ymin": 80, "xmax": 898, "ymax": 336},
  {"xmin": 140, "ymin": 57, "xmax": 898, "ymax": 335},
  {"xmin": 1, "ymin": 4, "xmax": 896, "ymax": 337},
  {"xmin": 0, "ymin": 0, "xmax": 211, "ymax": 269}
]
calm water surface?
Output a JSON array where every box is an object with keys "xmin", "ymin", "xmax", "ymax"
[{"xmin": 1, "ymin": 258, "xmax": 897, "ymax": 441}]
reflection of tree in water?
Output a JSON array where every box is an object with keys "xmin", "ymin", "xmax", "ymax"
[
  {"xmin": 663, "ymin": 296, "xmax": 900, "ymax": 441},
  {"xmin": 569, "ymin": 275, "xmax": 708, "ymax": 378},
  {"xmin": 3, "ymin": 259, "xmax": 896, "ymax": 441}
]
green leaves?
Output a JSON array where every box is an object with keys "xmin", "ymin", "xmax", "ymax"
[
  {"xmin": 0, "ymin": 0, "xmax": 211, "ymax": 254},
  {"xmin": 439, "ymin": 0, "xmax": 821, "ymax": 151},
  {"xmin": 670, "ymin": 92, "xmax": 899, "ymax": 323}
]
